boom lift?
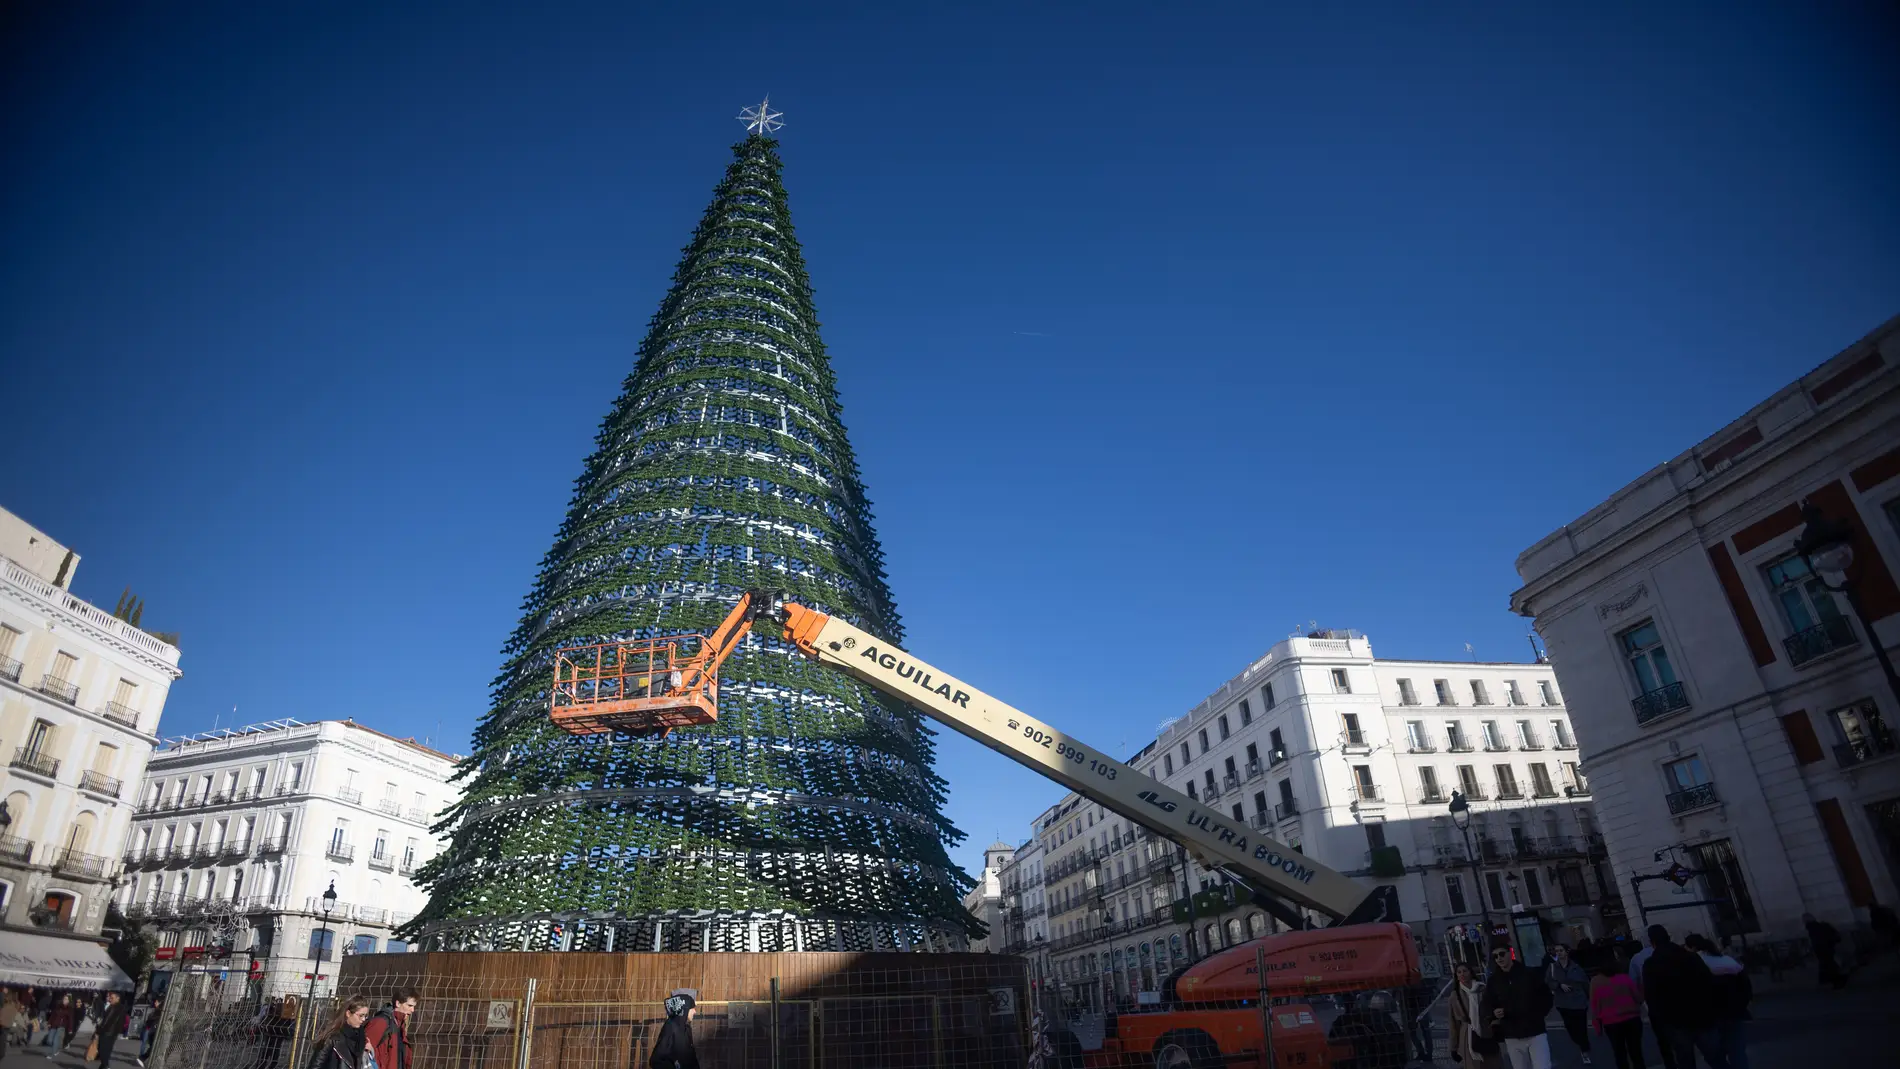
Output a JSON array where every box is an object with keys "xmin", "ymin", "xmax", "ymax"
[{"xmin": 551, "ymin": 591, "xmax": 1418, "ymax": 1067}]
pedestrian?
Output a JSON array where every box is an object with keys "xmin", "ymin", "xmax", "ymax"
[
  {"xmin": 1479, "ymin": 944, "xmax": 1554, "ymax": 1069},
  {"xmin": 1547, "ymin": 944, "xmax": 1593, "ymax": 1064},
  {"xmin": 364, "ymin": 988, "xmax": 417, "ymax": 1069},
  {"xmin": 43, "ymin": 994, "xmax": 75, "ymax": 1056},
  {"xmin": 305, "ymin": 996, "xmax": 374, "ymax": 1069},
  {"xmin": 1870, "ymin": 901, "xmax": 1900, "ymax": 953},
  {"xmin": 89, "ymin": 991, "xmax": 129, "ymax": 1068},
  {"xmin": 1685, "ymin": 935, "xmax": 1750, "ymax": 1069},
  {"xmin": 1589, "ymin": 958, "xmax": 1645, "ymax": 1069},
  {"xmin": 1400, "ymin": 976, "xmax": 1439, "ymax": 1064},
  {"xmin": 649, "ymin": 990, "xmax": 699, "ymax": 1069},
  {"xmin": 1637, "ymin": 926, "xmax": 1723, "ymax": 1069},
  {"xmin": 1448, "ymin": 962, "xmax": 1505, "ymax": 1069},
  {"xmin": 1, "ymin": 989, "xmax": 22, "ymax": 1058},
  {"xmin": 139, "ymin": 995, "xmax": 164, "ymax": 1066},
  {"xmin": 1801, "ymin": 913, "xmax": 1846, "ymax": 989},
  {"xmin": 1573, "ymin": 937, "xmax": 1601, "ymax": 973}
]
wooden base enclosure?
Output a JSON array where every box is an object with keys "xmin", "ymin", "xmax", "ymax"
[{"xmin": 339, "ymin": 951, "xmax": 1030, "ymax": 1069}]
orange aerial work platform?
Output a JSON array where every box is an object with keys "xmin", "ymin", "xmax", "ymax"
[{"xmin": 548, "ymin": 591, "xmax": 774, "ymax": 737}]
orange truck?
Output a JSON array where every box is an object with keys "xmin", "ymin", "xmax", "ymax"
[{"xmin": 550, "ymin": 592, "xmax": 1420, "ymax": 1064}]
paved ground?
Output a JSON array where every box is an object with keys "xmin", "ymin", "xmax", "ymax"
[{"xmin": 0, "ymin": 1022, "xmax": 140, "ymax": 1069}]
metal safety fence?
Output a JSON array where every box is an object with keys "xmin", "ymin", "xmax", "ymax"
[{"xmin": 146, "ymin": 951, "xmax": 1030, "ymax": 1069}]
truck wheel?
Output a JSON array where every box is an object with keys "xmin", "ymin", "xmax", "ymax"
[{"xmin": 1151, "ymin": 1030, "xmax": 1219, "ymax": 1069}]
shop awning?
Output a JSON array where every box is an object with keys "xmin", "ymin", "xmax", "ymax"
[{"xmin": 0, "ymin": 931, "xmax": 135, "ymax": 991}]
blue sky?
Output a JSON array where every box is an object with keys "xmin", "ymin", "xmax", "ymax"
[{"xmin": 4, "ymin": 3, "xmax": 1897, "ymax": 876}]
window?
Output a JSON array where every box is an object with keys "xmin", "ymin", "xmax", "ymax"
[
  {"xmin": 1505, "ymin": 680, "xmax": 1523, "ymax": 705},
  {"xmin": 1420, "ymin": 767, "xmax": 1442, "ymax": 800},
  {"xmin": 1517, "ymin": 720, "xmax": 1538, "ymax": 748},
  {"xmin": 385, "ymin": 939, "xmax": 410, "ymax": 954},
  {"xmin": 1482, "ymin": 721, "xmax": 1505, "ymax": 750},
  {"xmin": 308, "ymin": 928, "xmax": 336, "ymax": 961},
  {"xmin": 1180, "ymin": 742, "xmax": 1190, "ymax": 765},
  {"xmin": 1163, "ymin": 753, "xmax": 1174, "ymax": 776},
  {"xmin": 1495, "ymin": 765, "xmax": 1519, "ymax": 797},
  {"xmin": 1686, "ymin": 838, "xmax": 1760, "ymax": 935},
  {"xmin": 1765, "ymin": 554, "xmax": 1847, "ymax": 635},
  {"xmin": 1268, "ymin": 729, "xmax": 1285, "ymax": 761},
  {"xmin": 1539, "ymin": 680, "xmax": 1556, "ymax": 705},
  {"xmin": 1198, "ymin": 729, "xmax": 1210, "ymax": 755},
  {"xmin": 1620, "ymin": 621, "xmax": 1678, "ymax": 695},
  {"xmin": 1245, "ymin": 743, "xmax": 1259, "ymax": 769},
  {"xmin": 1664, "ymin": 755, "xmax": 1709, "ymax": 790},
  {"xmin": 1529, "ymin": 763, "xmax": 1555, "ymax": 797},
  {"xmin": 1332, "ymin": 668, "xmax": 1352, "ymax": 694},
  {"xmin": 1253, "ymin": 791, "xmax": 1269, "ymax": 817},
  {"xmin": 1398, "ymin": 679, "xmax": 1418, "ymax": 706},
  {"xmin": 0, "ymin": 624, "xmax": 21, "ymax": 659},
  {"xmin": 1186, "ymin": 782, "xmax": 1198, "ymax": 801},
  {"xmin": 1262, "ymin": 683, "xmax": 1276, "ymax": 710},
  {"xmin": 1239, "ymin": 699, "xmax": 1252, "ymax": 726},
  {"xmin": 110, "ymin": 678, "xmax": 138, "ymax": 716},
  {"xmin": 1471, "ymin": 680, "xmax": 1491, "ymax": 705},
  {"xmin": 352, "ymin": 934, "xmax": 377, "ymax": 955},
  {"xmin": 1203, "ymin": 769, "xmax": 1216, "ymax": 793},
  {"xmin": 1231, "ymin": 803, "xmax": 1243, "ymax": 822},
  {"xmin": 1224, "ymin": 756, "xmax": 1237, "ymax": 780},
  {"xmin": 1351, "ymin": 765, "xmax": 1376, "ymax": 799},
  {"xmin": 1445, "ymin": 875, "xmax": 1468, "ymax": 915},
  {"xmin": 1218, "ymin": 715, "xmax": 1231, "ymax": 741},
  {"xmin": 1457, "ymin": 765, "xmax": 1481, "ymax": 797},
  {"xmin": 1832, "ymin": 700, "xmax": 1897, "ymax": 763},
  {"xmin": 1342, "ymin": 713, "xmax": 1366, "ymax": 747},
  {"xmin": 25, "ymin": 719, "xmax": 52, "ymax": 757},
  {"xmin": 1277, "ymin": 779, "xmax": 1295, "ymax": 809},
  {"xmin": 1523, "ymin": 870, "xmax": 1544, "ymax": 906},
  {"xmin": 1551, "ymin": 719, "xmax": 1574, "ymax": 748},
  {"xmin": 288, "ymin": 762, "xmax": 305, "ymax": 790},
  {"xmin": 1434, "ymin": 679, "xmax": 1455, "ymax": 705},
  {"xmin": 49, "ymin": 650, "xmax": 77, "ymax": 682},
  {"xmin": 1446, "ymin": 721, "xmax": 1468, "ymax": 750},
  {"xmin": 1486, "ymin": 872, "xmax": 1508, "ymax": 911}
]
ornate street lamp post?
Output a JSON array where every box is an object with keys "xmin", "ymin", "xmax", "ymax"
[
  {"xmin": 1449, "ymin": 791, "xmax": 1493, "ymax": 952},
  {"xmin": 1794, "ymin": 502, "xmax": 1900, "ymax": 714},
  {"xmin": 305, "ymin": 881, "xmax": 338, "ymax": 1006}
]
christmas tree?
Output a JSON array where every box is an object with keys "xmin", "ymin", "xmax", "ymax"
[{"xmin": 409, "ymin": 107, "xmax": 974, "ymax": 953}]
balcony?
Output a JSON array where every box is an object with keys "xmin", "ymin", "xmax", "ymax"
[
  {"xmin": 1784, "ymin": 615, "xmax": 1858, "ymax": 668},
  {"xmin": 166, "ymin": 843, "xmax": 194, "ymax": 863},
  {"xmin": 10, "ymin": 748, "xmax": 59, "ymax": 780},
  {"xmin": 1458, "ymin": 785, "xmax": 1488, "ymax": 801},
  {"xmin": 1447, "ymin": 737, "xmax": 1474, "ymax": 753},
  {"xmin": 1565, "ymin": 783, "xmax": 1592, "ymax": 798},
  {"xmin": 1341, "ymin": 730, "xmax": 1373, "ymax": 755},
  {"xmin": 325, "ymin": 840, "xmax": 357, "ymax": 862},
  {"xmin": 368, "ymin": 850, "xmax": 395, "ymax": 871},
  {"xmin": 1632, "ymin": 681, "xmax": 1690, "ymax": 724},
  {"xmin": 1419, "ymin": 789, "xmax": 1447, "ymax": 804},
  {"xmin": 1477, "ymin": 839, "xmax": 1509, "ymax": 864},
  {"xmin": 338, "ymin": 787, "xmax": 364, "ymax": 806},
  {"xmin": 0, "ymin": 836, "xmax": 33, "ymax": 864},
  {"xmin": 258, "ymin": 834, "xmax": 289, "ymax": 854},
  {"xmin": 1483, "ymin": 738, "xmax": 1511, "ymax": 753},
  {"xmin": 1222, "ymin": 772, "xmax": 1240, "ymax": 793},
  {"xmin": 405, "ymin": 807, "xmax": 429, "ymax": 824},
  {"xmin": 1530, "ymin": 782, "xmax": 1559, "ymax": 799},
  {"xmin": 195, "ymin": 842, "xmax": 223, "ymax": 861},
  {"xmin": 1836, "ymin": 731, "xmax": 1899, "ymax": 767},
  {"xmin": 1350, "ymin": 784, "xmax": 1383, "ymax": 810},
  {"xmin": 1665, "ymin": 783, "xmax": 1720, "ymax": 815},
  {"xmin": 54, "ymin": 849, "xmax": 108, "ymax": 878},
  {"xmin": 1519, "ymin": 735, "xmax": 1544, "ymax": 751},
  {"xmin": 1249, "ymin": 811, "xmax": 1272, "ymax": 831},
  {"xmin": 377, "ymin": 799, "xmax": 401, "ymax": 817},
  {"xmin": 1408, "ymin": 740, "xmax": 1437, "ymax": 754},
  {"xmin": 0, "ymin": 656, "xmax": 20, "ymax": 683},
  {"xmin": 34, "ymin": 675, "xmax": 79, "ymax": 705},
  {"xmin": 1553, "ymin": 734, "xmax": 1578, "ymax": 750},
  {"xmin": 79, "ymin": 770, "xmax": 123, "ymax": 798},
  {"xmin": 399, "ymin": 857, "xmax": 417, "ymax": 876},
  {"xmin": 1146, "ymin": 856, "xmax": 1176, "ymax": 878},
  {"xmin": 1203, "ymin": 783, "xmax": 1222, "ymax": 802},
  {"xmin": 1245, "ymin": 759, "xmax": 1263, "ymax": 781},
  {"xmin": 101, "ymin": 700, "xmax": 139, "ymax": 729},
  {"xmin": 224, "ymin": 838, "xmax": 253, "ymax": 858},
  {"xmin": 1275, "ymin": 801, "xmax": 1300, "ymax": 821},
  {"xmin": 1268, "ymin": 748, "xmax": 1289, "ymax": 768},
  {"xmin": 1495, "ymin": 785, "xmax": 1523, "ymax": 800}
]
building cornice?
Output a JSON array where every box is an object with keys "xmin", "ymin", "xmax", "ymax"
[{"xmin": 2, "ymin": 555, "xmax": 182, "ymax": 678}]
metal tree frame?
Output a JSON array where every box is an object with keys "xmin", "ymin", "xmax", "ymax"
[{"xmin": 406, "ymin": 130, "xmax": 972, "ymax": 954}]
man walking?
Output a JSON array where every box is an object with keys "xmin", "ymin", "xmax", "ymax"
[
  {"xmin": 1480, "ymin": 945, "xmax": 1554, "ymax": 1069},
  {"xmin": 91, "ymin": 992, "xmax": 129, "ymax": 1069},
  {"xmin": 1639, "ymin": 926, "xmax": 1723, "ymax": 1068},
  {"xmin": 1802, "ymin": 913, "xmax": 1846, "ymax": 989},
  {"xmin": 364, "ymin": 987, "xmax": 418, "ymax": 1069}
]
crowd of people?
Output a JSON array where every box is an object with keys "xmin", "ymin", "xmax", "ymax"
[
  {"xmin": 0, "ymin": 987, "xmax": 142, "ymax": 1066},
  {"xmin": 1445, "ymin": 924, "xmax": 1760, "ymax": 1069}
]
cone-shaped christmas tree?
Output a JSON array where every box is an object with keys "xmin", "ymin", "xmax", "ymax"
[{"xmin": 409, "ymin": 127, "xmax": 974, "ymax": 953}]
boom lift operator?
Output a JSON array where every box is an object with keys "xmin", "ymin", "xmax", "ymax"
[{"xmin": 549, "ymin": 591, "xmax": 1421, "ymax": 1068}]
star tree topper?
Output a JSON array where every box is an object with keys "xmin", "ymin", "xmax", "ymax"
[{"xmin": 738, "ymin": 96, "xmax": 784, "ymax": 136}]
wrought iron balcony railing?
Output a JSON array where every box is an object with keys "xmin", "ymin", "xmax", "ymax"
[
  {"xmin": 325, "ymin": 841, "xmax": 356, "ymax": 862},
  {"xmin": 79, "ymin": 770, "xmax": 122, "ymax": 798},
  {"xmin": 0, "ymin": 656, "xmax": 21, "ymax": 683},
  {"xmin": 1785, "ymin": 615, "xmax": 1858, "ymax": 667},
  {"xmin": 1275, "ymin": 801, "xmax": 1300, "ymax": 821},
  {"xmin": 10, "ymin": 747, "xmax": 58, "ymax": 779},
  {"xmin": 1632, "ymin": 681, "xmax": 1690, "ymax": 724},
  {"xmin": 54, "ymin": 849, "xmax": 108, "ymax": 878},
  {"xmin": 101, "ymin": 700, "xmax": 139, "ymax": 728},
  {"xmin": 1665, "ymin": 783, "xmax": 1719, "ymax": 814},
  {"xmin": 35, "ymin": 676, "xmax": 79, "ymax": 705},
  {"xmin": 0, "ymin": 836, "xmax": 33, "ymax": 864}
]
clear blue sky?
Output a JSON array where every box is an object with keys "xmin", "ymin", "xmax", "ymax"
[{"xmin": 5, "ymin": 4, "xmax": 1897, "ymax": 876}]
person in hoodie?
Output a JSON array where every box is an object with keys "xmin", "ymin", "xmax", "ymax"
[
  {"xmin": 1479, "ymin": 945, "xmax": 1554, "ymax": 1069},
  {"xmin": 1547, "ymin": 944, "xmax": 1594, "ymax": 1064},
  {"xmin": 649, "ymin": 991, "xmax": 698, "ymax": 1069},
  {"xmin": 1636, "ymin": 926, "xmax": 1723, "ymax": 1069},
  {"xmin": 1589, "ymin": 958, "xmax": 1645, "ymax": 1069},
  {"xmin": 1685, "ymin": 935, "xmax": 1750, "ymax": 1069}
]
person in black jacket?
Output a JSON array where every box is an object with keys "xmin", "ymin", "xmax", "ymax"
[
  {"xmin": 1637, "ymin": 928, "xmax": 1723, "ymax": 1069},
  {"xmin": 306, "ymin": 997, "xmax": 372, "ymax": 1069},
  {"xmin": 91, "ymin": 992, "xmax": 129, "ymax": 1068},
  {"xmin": 649, "ymin": 991, "xmax": 698, "ymax": 1069},
  {"xmin": 1479, "ymin": 945, "xmax": 1553, "ymax": 1069}
]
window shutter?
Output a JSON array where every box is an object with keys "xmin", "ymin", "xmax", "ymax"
[{"xmin": 1780, "ymin": 710, "xmax": 1825, "ymax": 765}]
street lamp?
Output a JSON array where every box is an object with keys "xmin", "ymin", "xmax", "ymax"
[
  {"xmin": 1795, "ymin": 502, "xmax": 1900, "ymax": 714},
  {"xmin": 1449, "ymin": 791, "xmax": 1493, "ymax": 951},
  {"xmin": 305, "ymin": 881, "xmax": 338, "ymax": 1008}
]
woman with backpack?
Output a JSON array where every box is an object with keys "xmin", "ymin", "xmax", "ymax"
[{"xmin": 1588, "ymin": 958, "xmax": 1645, "ymax": 1069}]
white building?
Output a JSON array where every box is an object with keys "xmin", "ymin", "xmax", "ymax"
[
  {"xmin": 998, "ymin": 633, "xmax": 1606, "ymax": 1013},
  {"xmin": 1512, "ymin": 313, "xmax": 1900, "ymax": 947},
  {"xmin": 1, "ymin": 506, "xmax": 181, "ymax": 989},
  {"xmin": 120, "ymin": 717, "xmax": 459, "ymax": 996},
  {"xmin": 961, "ymin": 840, "xmax": 1015, "ymax": 952},
  {"xmin": 994, "ymin": 832, "xmax": 1047, "ymax": 984}
]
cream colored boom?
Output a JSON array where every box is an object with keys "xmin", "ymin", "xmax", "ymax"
[{"xmin": 795, "ymin": 612, "xmax": 1371, "ymax": 921}]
